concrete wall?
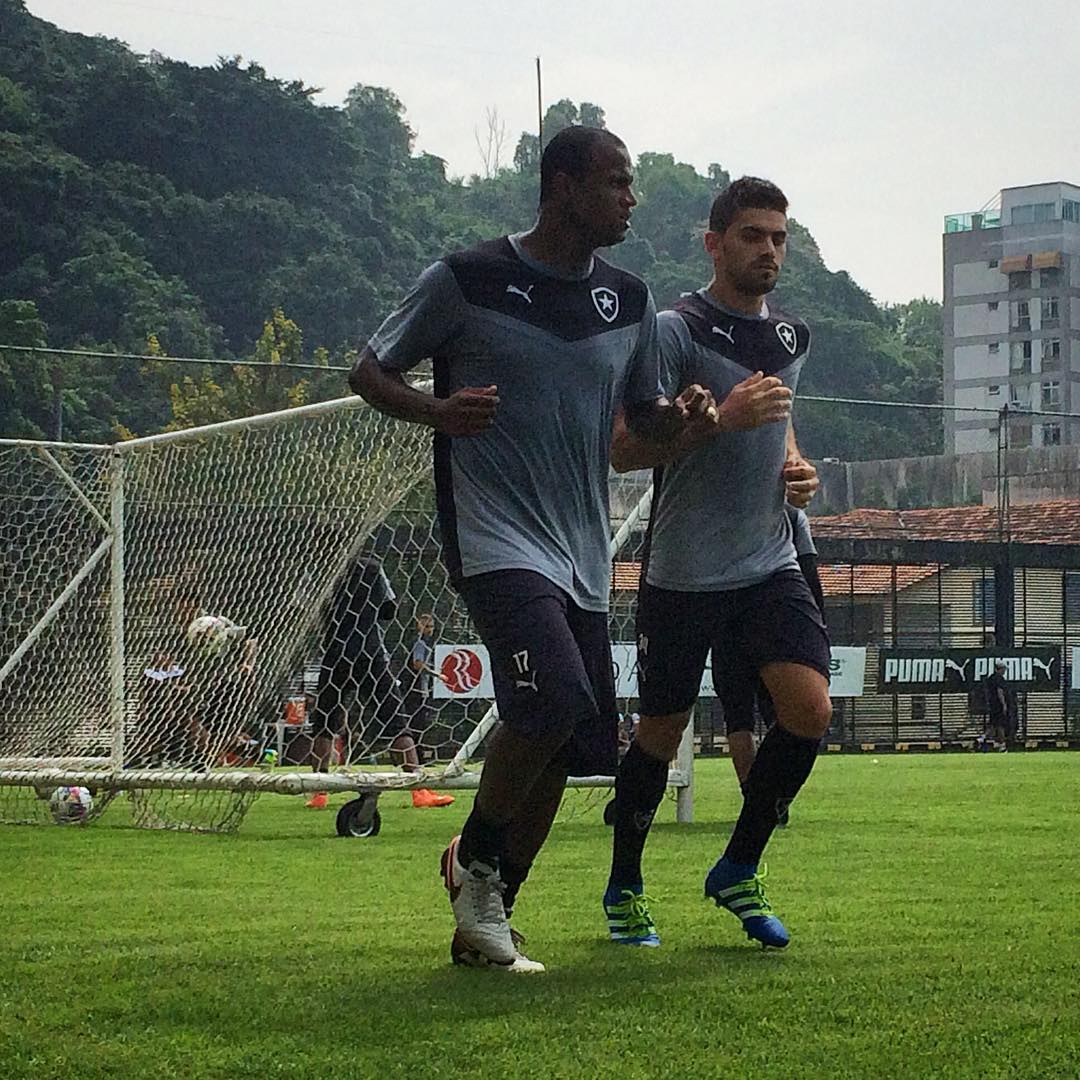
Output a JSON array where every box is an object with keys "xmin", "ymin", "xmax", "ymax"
[{"xmin": 813, "ymin": 443, "xmax": 1080, "ymax": 515}]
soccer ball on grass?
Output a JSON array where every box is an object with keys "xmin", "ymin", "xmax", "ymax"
[{"xmin": 49, "ymin": 785, "xmax": 93, "ymax": 824}]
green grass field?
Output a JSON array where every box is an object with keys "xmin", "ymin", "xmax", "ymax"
[{"xmin": 3, "ymin": 754, "xmax": 1078, "ymax": 1079}]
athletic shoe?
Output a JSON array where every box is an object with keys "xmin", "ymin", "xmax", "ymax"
[
  {"xmin": 451, "ymin": 926, "xmax": 545, "ymax": 973},
  {"xmin": 440, "ymin": 835, "xmax": 516, "ymax": 966},
  {"xmin": 603, "ymin": 885, "xmax": 661, "ymax": 946},
  {"xmin": 305, "ymin": 792, "xmax": 328, "ymax": 809},
  {"xmin": 412, "ymin": 788, "xmax": 455, "ymax": 808},
  {"xmin": 704, "ymin": 859, "xmax": 790, "ymax": 948}
]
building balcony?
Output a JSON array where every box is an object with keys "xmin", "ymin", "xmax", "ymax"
[{"xmin": 944, "ymin": 209, "xmax": 1003, "ymax": 233}]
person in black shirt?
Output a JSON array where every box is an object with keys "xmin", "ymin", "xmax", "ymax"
[
  {"xmin": 980, "ymin": 661, "xmax": 1011, "ymax": 752},
  {"xmin": 306, "ymin": 557, "xmax": 452, "ymax": 808}
]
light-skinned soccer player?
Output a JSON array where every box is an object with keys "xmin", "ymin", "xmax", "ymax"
[
  {"xmin": 604, "ymin": 177, "xmax": 829, "ymax": 949},
  {"xmin": 350, "ymin": 126, "xmax": 719, "ymax": 972},
  {"xmin": 716, "ymin": 505, "xmax": 825, "ymax": 826}
]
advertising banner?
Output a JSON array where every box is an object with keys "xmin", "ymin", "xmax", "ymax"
[
  {"xmin": 877, "ymin": 647, "xmax": 1060, "ymax": 694},
  {"xmin": 436, "ymin": 643, "xmax": 867, "ymax": 699}
]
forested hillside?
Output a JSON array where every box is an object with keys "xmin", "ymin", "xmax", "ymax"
[{"xmin": 0, "ymin": 0, "xmax": 942, "ymax": 458}]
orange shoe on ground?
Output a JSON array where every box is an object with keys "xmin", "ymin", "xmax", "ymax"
[
  {"xmin": 412, "ymin": 788, "xmax": 454, "ymax": 808},
  {"xmin": 305, "ymin": 792, "xmax": 329, "ymax": 809}
]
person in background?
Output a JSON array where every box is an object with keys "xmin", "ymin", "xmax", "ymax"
[{"xmin": 306, "ymin": 557, "xmax": 452, "ymax": 809}]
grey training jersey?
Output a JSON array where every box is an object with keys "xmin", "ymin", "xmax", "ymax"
[
  {"xmin": 787, "ymin": 505, "xmax": 816, "ymax": 558},
  {"xmin": 645, "ymin": 290, "xmax": 811, "ymax": 592},
  {"xmin": 370, "ymin": 235, "xmax": 662, "ymax": 612}
]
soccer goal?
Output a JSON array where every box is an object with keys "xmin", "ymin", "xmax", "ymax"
[{"xmin": 0, "ymin": 397, "xmax": 692, "ymax": 832}]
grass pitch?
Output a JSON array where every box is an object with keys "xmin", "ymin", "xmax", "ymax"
[{"xmin": 3, "ymin": 754, "xmax": 1078, "ymax": 1079}]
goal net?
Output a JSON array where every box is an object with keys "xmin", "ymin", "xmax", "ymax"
[{"xmin": 0, "ymin": 398, "xmax": 688, "ymax": 832}]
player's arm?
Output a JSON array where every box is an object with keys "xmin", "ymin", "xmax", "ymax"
[
  {"xmin": 610, "ymin": 301, "xmax": 701, "ymax": 469},
  {"xmin": 782, "ymin": 422, "xmax": 819, "ymax": 508},
  {"xmin": 348, "ymin": 261, "xmax": 499, "ymax": 437},
  {"xmin": 612, "ymin": 373, "xmax": 794, "ymax": 473},
  {"xmin": 612, "ymin": 391, "xmax": 715, "ymax": 472},
  {"xmin": 798, "ymin": 553, "xmax": 825, "ymax": 614},
  {"xmin": 351, "ymin": 353, "xmax": 499, "ymax": 436},
  {"xmin": 612, "ymin": 306, "xmax": 789, "ymax": 472}
]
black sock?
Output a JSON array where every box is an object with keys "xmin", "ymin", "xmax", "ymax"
[
  {"xmin": 608, "ymin": 741, "xmax": 669, "ymax": 889},
  {"xmin": 500, "ymin": 857, "xmax": 530, "ymax": 919},
  {"xmin": 723, "ymin": 724, "xmax": 818, "ymax": 866},
  {"xmin": 458, "ymin": 809, "xmax": 507, "ymax": 873}
]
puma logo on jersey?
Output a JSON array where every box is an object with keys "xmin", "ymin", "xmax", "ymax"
[
  {"xmin": 506, "ymin": 284, "xmax": 535, "ymax": 304},
  {"xmin": 711, "ymin": 325, "xmax": 735, "ymax": 345}
]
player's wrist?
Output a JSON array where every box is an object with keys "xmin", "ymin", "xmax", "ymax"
[{"xmin": 425, "ymin": 396, "xmax": 450, "ymax": 431}]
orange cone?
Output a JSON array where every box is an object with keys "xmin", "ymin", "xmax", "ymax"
[{"xmin": 412, "ymin": 788, "xmax": 454, "ymax": 808}]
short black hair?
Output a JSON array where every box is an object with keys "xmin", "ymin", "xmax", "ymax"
[
  {"xmin": 539, "ymin": 126, "xmax": 626, "ymax": 203},
  {"xmin": 708, "ymin": 176, "xmax": 788, "ymax": 233}
]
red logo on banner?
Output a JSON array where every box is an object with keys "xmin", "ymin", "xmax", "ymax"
[{"xmin": 440, "ymin": 649, "xmax": 484, "ymax": 693}]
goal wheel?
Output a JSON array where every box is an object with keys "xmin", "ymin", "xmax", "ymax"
[{"xmin": 335, "ymin": 794, "xmax": 381, "ymax": 838}]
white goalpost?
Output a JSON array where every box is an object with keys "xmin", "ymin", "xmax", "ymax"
[{"xmin": 0, "ymin": 397, "xmax": 691, "ymax": 832}]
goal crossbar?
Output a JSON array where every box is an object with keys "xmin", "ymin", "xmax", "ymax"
[{"xmin": 0, "ymin": 765, "xmax": 690, "ymax": 796}]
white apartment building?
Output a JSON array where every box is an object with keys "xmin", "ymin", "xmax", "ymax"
[{"xmin": 943, "ymin": 181, "xmax": 1080, "ymax": 453}]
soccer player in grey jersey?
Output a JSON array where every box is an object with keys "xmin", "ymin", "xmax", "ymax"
[
  {"xmin": 603, "ymin": 178, "xmax": 831, "ymax": 950},
  {"xmin": 351, "ymin": 126, "xmax": 718, "ymax": 972},
  {"xmin": 716, "ymin": 506, "xmax": 825, "ymax": 823}
]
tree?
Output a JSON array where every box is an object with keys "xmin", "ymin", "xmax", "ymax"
[
  {"xmin": 166, "ymin": 308, "xmax": 310, "ymax": 430},
  {"xmin": 0, "ymin": 298, "xmax": 50, "ymax": 437},
  {"xmin": 513, "ymin": 132, "xmax": 539, "ymax": 175},
  {"xmin": 626, "ymin": 153, "xmax": 713, "ymax": 266},
  {"xmin": 0, "ymin": 3, "xmax": 946, "ymax": 460},
  {"xmin": 474, "ymin": 106, "xmax": 507, "ymax": 180},
  {"xmin": 0, "ymin": 73, "xmax": 34, "ymax": 132}
]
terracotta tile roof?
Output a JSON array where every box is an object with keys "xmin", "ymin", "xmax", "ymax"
[
  {"xmin": 816, "ymin": 564, "xmax": 938, "ymax": 597},
  {"xmin": 612, "ymin": 561, "xmax": 938, "ymax": 597},
  {"xmin": 810, "ymin": 499, "xmax": 1080, "ymax": 545},
  {"xmin": 612, "ymin": 562, "xmax": 642, "ymax": 592}
]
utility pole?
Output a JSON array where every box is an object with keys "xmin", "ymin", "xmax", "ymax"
[{"xmin": 535, "ymin": 56, "xmax": 543, "ymax": 163}]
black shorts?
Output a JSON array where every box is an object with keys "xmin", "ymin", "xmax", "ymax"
[
  {"xmin": 716, "ymin": 669, "xmax": 778, "ymax": 735},
  {"xmin": 310, "ymin": 645, "xmax": 410, "ymax": 747},
  {"xmin": 459, "ymin": 569, "xmax": 617, "ymax": 777},
  {"xmin": 637, "ymin": 569, "xmax": 831, "ymax": 717}
]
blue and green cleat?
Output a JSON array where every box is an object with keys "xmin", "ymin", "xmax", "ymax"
[
  {"xmin": 604, "ymin": 885, "xmax": 661, "ymax": 947},
  {"xmin": 704, "ymin": 859, "xmax": 790, "ymax": 949}
]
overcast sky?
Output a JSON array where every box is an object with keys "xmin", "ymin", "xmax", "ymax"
[{"xmin": 28, "ymin": 0, "xmax": 1080, "ymax": 305}]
